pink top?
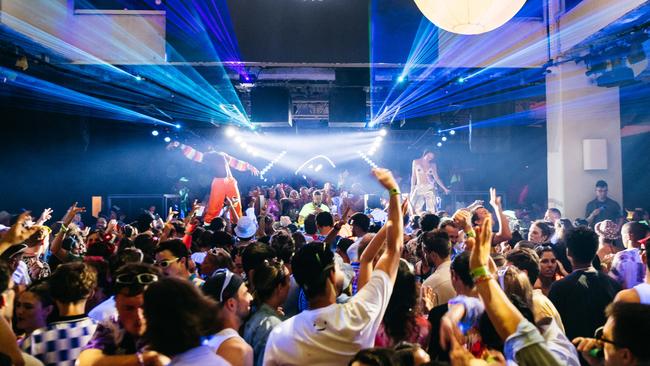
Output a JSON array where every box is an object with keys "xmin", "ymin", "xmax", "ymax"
[{"xmin": 374, "ymin": 315, "xmax": 431, "ymax": 348}]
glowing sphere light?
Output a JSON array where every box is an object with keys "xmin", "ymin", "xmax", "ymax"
[{"xmin": 413, "ymin": 0, "xmax": 526, "ymax": 35}]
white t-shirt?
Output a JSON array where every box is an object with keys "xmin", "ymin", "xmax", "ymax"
[
  {"xmin": 263, "ymin": 269, "xmax": 393, "ymax": 366},
  {"xmin": 346, "ymin": 237, "xmax": 363, "ymax": 263}
]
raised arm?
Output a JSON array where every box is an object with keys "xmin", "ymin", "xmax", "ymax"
[
  {"xmin": 167, "ymin": 141, "xmax": 204, "ymax": 163},
  {"xmin": 489, "ymin": 188, "xmax": 512, "ymax": 243},
  {"xmin": 471, "ymin": 217, "xmax": 522, "ymax": 340},
  {"xmin": 50, "ymin": 203, "xmax": 86, "ymax": 261},
  {"xmin": 358, "ymin": 199, "xmax": 409, "ymax": 290},
  {"xmin": 372, "ymin": 168, "xmax": 403, "ymax": 283},
  {"xmin": 0, "ymin": 212, "xmax": 39, "ymax": 256},
  {"xmin": 224, "ymin": 154, "xmax": 259, "ymax": 175}
]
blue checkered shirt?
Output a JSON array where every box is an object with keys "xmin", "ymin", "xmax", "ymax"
[{"xmin": 21, "ymin": 316, "xmax": 97, "ymax": 366}]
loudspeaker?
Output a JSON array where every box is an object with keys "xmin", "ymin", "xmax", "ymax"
[
  {"xmin": 335, "ymin": 68, "xmax": 370, "ymax": 86},
  {"xmin": 583, "ymin": 139, "xmax": 608, "ymax": 170},
  {"xmin": 251, "ymin": 87, "xmax": 292, "ymax": 125},
  {"xmin": 329, "ymin": 88, "xmax": 367, "ymax": 123}
]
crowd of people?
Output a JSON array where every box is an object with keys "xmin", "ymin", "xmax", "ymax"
[{"xmin": 0, "ymin": 171, "xmax": 649, "ymax": 366}]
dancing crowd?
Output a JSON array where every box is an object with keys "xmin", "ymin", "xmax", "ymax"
[{"xmin": 0, "ymin": 170, "xmax": 649, "ymax": 366}]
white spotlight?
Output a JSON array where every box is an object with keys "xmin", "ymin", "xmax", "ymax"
[
  {"xmin": 437, "ymin": 142, "xmax": 443, "ymax": 147},
  {"xmin": 442, "ymin": 136, "xmax": 448, "ymax": 142},
  {"xmin": 151, "ymin": 130, "xmax": 159, "ymax": 136},
  {"xmin": 164, "ymin": 137, "xmax": 171, "ymax": 143},
  {"xmin": 449, "ymin": 130, "xmax": 456, "ymax": 135},
  {"xmin": 225, "ymin": 126, "xmax": 237, "ymax": 137},
  {"xmin": 379, "ymin": 128, "xmax": 388, "ymax": 137},
  {"xmin": 375, "ymin": 136, "xmax": 383, "ymax": 143}
]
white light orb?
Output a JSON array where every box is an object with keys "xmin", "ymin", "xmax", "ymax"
[
  {"xmin": 379, "ymin": 128, "xmax": 388, "ymax": 137},
  {"xmin": 413, "ymin": 0, "xmax": 526, "ymax": 35},
  {"xmin": 225, "ymin": 126, "xmax": 237, "ymax": 137}
]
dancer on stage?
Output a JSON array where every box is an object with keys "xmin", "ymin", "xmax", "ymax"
[
  {"xmin": 168, "ymin": 141, "xmax": 258, "ymax": 224},
  {"xmin": 410, "ymin": 149, "xmax": 449, "ymax": 215}
]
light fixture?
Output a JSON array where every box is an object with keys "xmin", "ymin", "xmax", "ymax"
[
  {"xmin": 449, "ymin": 130, "xmax": 456, "ymax": 135},
  {"xmin": 225, "ymin": 126, "xmax": 237, "ymax": 137},
  {"xmin": 413, "ymin": 0, "xmax": 526, "ymax": 35},
  {"xmin": 437, "ymin": 142, "xmax": 443, "ymax": 147},
  {"xmin": 175, "ymin": 123, "xmax": 181, "ymax": 129},
  {"xmin": 164, "ymin": 137, "xmax": 171, "ymax": 143},
  {"xmin": 442, "ymin": 136, "xmax": 448, "ymax": 142},
  {"xmin": 151, "ymin": 130, "xmax": 159, "ymax": 136}
]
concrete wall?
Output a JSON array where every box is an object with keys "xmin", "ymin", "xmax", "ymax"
[{"xmin": 546, "ymin": 61, "xmax": 623, "ymax": 219}]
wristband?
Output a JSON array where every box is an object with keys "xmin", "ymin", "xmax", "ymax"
[
  {"xmin": 470, "ymin": 266, "xmax": 490, "ymax": 279},
  {"xmin": 389, "ymin": 188, "xmax": 401, "ymax": 196},
  {"xmin": 465, "ymin": 229, "xmax": 476, "ymax": 238},
  {"xmin": 473, "ymin": 274, "xmax": 493, "ymax": 284}
]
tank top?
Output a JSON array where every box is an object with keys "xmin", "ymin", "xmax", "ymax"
[
  {"xmin": 633, "ymin": 283, "xmax": 650, "ymax": 305},
  {"xmin": 204, "ymin": 328, "xmax": 242, "ymax": 352}
]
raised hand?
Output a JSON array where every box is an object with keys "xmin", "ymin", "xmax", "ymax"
[
  {"xmin": 166, "ymin": 207, "xmax": 178, "ymax": 223},
  {"xmin": 401, "ymin": 197, "xmax": 410, "ymax": 216},
  {"xmin": 489, "ymin": 187, "xmax": 502, "ymax": 210},
  {"xmin": 63, "ymin": 202, "xmax": 86, "ymax": 226},
  {"xmin": 470, "ymin": 216, "xmax": 493, "ymax": 270},
  {"xmin": 36, "ymin": 208, "xmax": 53, "ymax": 225},
  {"xmin": 452, "ymin": 209, "xmax": 473, "ymax": 232},
  {"xmin": 0, "ymin": 212, "xmax": 40, "ymax": 254},
  {"xmin": 372, "ymin": 168, "xmax": 398, "ymax": 191}
]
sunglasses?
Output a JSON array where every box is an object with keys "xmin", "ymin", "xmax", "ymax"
[
  {"xmin": 215, "ymin": 269, "xmax": 234, "ymax": 302},
  {"xmin": 594, "ymin": 326, "xmax": 621, "ymax": 348},
  {"xmin": 155, "ymin": 257, "xmax": 180, "ymax": 268},
  {"xmin": 115, "ymin": 273, "xmax": 159, "ymax": 286}
]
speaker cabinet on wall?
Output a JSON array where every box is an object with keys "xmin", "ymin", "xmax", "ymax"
[
  {"xmin": 329, "ymin": 87, "xmax": 367, "ymax": 125},
  {"xmin": 251, "ymin": 87, "xmax": 292, "ymax": 126}
]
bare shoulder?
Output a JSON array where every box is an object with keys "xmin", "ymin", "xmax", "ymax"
[{"xmin": 614, "ymin": 288, "xmax": 640, "ymax": 303}]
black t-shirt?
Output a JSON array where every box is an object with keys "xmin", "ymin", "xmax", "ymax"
[
  {"xmin": 585, "ymin": 197, "xmax": 621, "ymax": 225},
  {"xmin": 548, "ymin": 268, "xmax": 621, "ymax": 340}
]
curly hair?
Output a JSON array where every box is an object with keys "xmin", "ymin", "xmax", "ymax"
[{"xmin": 48, "ymin": 262, "xmax": 97, "ymax": 303}]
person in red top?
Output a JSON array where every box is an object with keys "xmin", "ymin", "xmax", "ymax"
[{"xmin": 168, "ymin": 141, "xmax": 258, "ymax": 224}]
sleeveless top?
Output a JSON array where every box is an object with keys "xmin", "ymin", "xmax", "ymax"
[
  {"xmin": 205, "ymin": 328, "xmax": 242, "ymax": 352},
  {"xmin": 633, "ymin": 283, "xmax": 650, "ymax": 305}
]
